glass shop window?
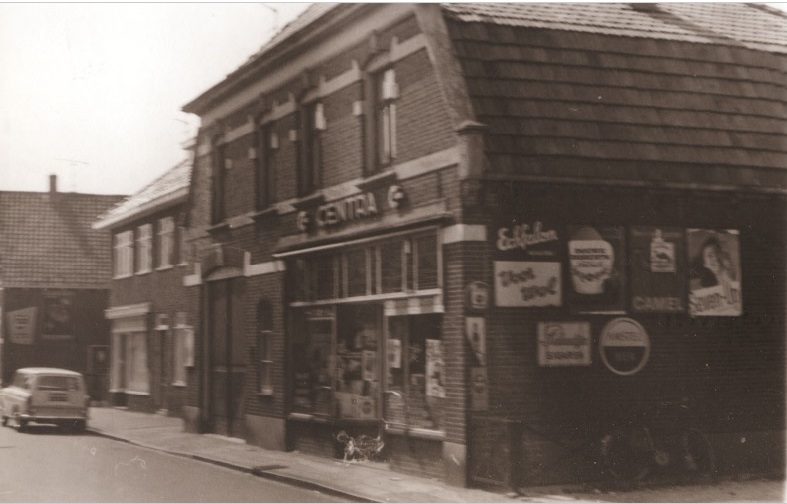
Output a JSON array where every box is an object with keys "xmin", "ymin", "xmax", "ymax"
[
  {"xmin": 385, "ymin": 314, "xmax": 444, "ymax": 431},
  {"xmin": 335, "ymin": 304, "xmax": 381, "ymax": 420}
]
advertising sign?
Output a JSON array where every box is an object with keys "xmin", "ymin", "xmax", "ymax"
[
  {"xmin": 42, "ymin": 291, "xmax": 74, "ymax": 339},
  {"xmin": 470, "ymin": 367, "xmax": 489, "ymax": 412},
  {"xmin": 465, "ymin": 317, "xmax": 486, "ymax": 366},
  {"xmin": 426, "ymin": 339, "xmax": 445, "ymax": 398},
  {"xmin": 8, "ymin": 307, "xmax": 36, "ymax": 345},
  {"xmin": 537, "ymin": 322, "xmax": 591, "ymax": 366},
  {"xmin": 568, "ymin": 226, "xmax": 626, "ymax": 313},
  {"xmin": 687, "ymin": 229, "xmax": 742, "ymax": 316},
  {"xmin": 494, "ymin": 261, "xmax": 561, "ymax": 307},
  {"xmin": 599, "ymin": 318, "xmax": 650, "ymax": 376},
  {"xmin": 630, "ymin": 227, "xmax": 686, "ymax": 313},
  {"xmin": 495, "ymin": 220, "xmax": 561, "ymax": 259}
]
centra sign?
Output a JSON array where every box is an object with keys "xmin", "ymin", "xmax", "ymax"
[{"xmin": 296, "ymin": 185, "xmax": 405, "ymax": 233}]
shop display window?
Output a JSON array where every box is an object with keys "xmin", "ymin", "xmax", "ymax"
[
  {"xmin": 315, "ymin": 255, "xmax": 336, "ymax": 300},
  {"xmin": 335, "ymin": 304, "xmax": 381, "ymax": 419},
  {"xmin": 385, "ymin": 314, "xmax": 444, "ymax": 431},
  {"xmin": 381, "ymin": 240, "xmax": 403, "ymax": 293},
  {"xmin": 347, "ymin": 248, "xmax": 367, "ymax": 297}
]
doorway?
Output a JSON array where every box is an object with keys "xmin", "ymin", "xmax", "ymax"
[{"xmin": 207, "ymin": 277, "xmax": 246, "ymax": 436}]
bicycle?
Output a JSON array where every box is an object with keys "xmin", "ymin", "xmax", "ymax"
[{"xmin": 600, "ymin": 398, "xmax": 715, "ymax": 484}]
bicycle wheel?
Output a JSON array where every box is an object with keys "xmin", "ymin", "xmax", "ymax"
[
  {"xmin": 681, "ymin": 429, "xmax": 715, "ymax": 479},
  {"xmin": 601, "ymin": 428, "xmax": 652, "ymax": 482}
]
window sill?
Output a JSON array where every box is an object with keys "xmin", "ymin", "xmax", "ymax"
[
  {"xmin": 113, "ymin": 274, "xmax": 133, "ymax": 280},
  {"xmin": 135, "ymin": 270, "xmax": 152, "ymax": 276},
  {"xmin": 171, "ymin": 381, "xmax": 187, "ymax": 388},
  {"xmin": 125, "ymin": 391, "xmax": 150, "ymax": 396},
  {"xmin": 257, "ymin": 389, "xmax": 274, "ymax": 397},
  {"xmin": 156, "ymin": 265, "xmax": 174, "ymax": 272},
  {"xmin": 252, "ymin": 207, "xmax": 279, "ymax": 220},
  {"xmin": 386, "ymin": 425, "xmax": 445, "ymax": 441},
  {"xmin": 207, "ymin": 221, "xmax": 230, "ymax": 233}
]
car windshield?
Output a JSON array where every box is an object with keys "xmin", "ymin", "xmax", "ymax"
[
  {"xmin": 12, "ymin": 372, "xmax": 30, "ymax": 389},
  {"xmin": 36, "ymin": 375, "xmax": 79, "ymax": 391}
]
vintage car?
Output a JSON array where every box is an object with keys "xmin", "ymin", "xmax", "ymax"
[{"xmin": 0, "ymin": 368, "xmax": 89, "ymax": 432}]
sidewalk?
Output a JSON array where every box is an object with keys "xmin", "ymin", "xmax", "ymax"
[{"xmin": 86, "ymin": 407, "xmax": 516, "ymax": 503}]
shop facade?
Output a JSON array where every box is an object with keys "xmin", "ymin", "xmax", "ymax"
[{"xmin": 180, "ymin": 3, "xmax": 786, "ymax": 488}]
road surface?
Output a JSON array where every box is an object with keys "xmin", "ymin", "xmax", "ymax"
[{"xmin": 0, "ymin": 423, "xmax": 343, "ymax": 502}]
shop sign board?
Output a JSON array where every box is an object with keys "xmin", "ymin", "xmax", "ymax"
[
  {"xmin": 537, "ymin": 322, "xmax": 591, "ymax": 366},
  {"xmin": 599, "ymin": 317, "xmax": 650, "ymax": 376},
  {"xmin": 568, "ymin": 226, "xmax": 626, "ymax": 313},
  {"xmin": 630, "ymin": 227, "xmax": 686, "ymax": 313},
  {"xmin": 296, "ymin": 184, "xmax": 405, "ymax": 233},
  {"xmin": 494, "ymin": 261, "xmax": 561, "ymax": 307},
  {"xmin": 470, "ymin": 367, "xmax": 489, "ymax": 412},
  {"xmin": 687, "ymin": 229, "xmax": 742, "ymax": 316},
  {"xmin": 495, "ymin": 220, "xmax": 560, "ymax": 259},
  {"xmin": 8, "ymin": 307, "xmax": 36, "ymax": 345}
]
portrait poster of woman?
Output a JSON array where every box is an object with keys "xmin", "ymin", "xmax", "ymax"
[{"xmin": 687, "ymin": 229, "xmax": 742, "ymax": 316}]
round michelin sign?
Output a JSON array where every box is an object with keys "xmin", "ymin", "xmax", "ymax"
[{"xmin": 599, "ymin": 317, "xmax": 650, "ymax": 376}]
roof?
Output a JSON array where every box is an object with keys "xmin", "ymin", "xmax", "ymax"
[
  {"xmin": 443, "ymin": 3, "xmax": 787, "ymax": 183},
  {"xmin": 14, "ymin": 368, "xmax": 83, "ymax": 377},
  {"xmin": 94, "ymin": 158, "xmax": 191, "ymax": 230},
  {"xmin": 0, "ymin": 190, "xmax": 124, "ymax": 289},
  {"xmin": 442, "ymin": 3, "xmax": 787, "ymax": 53}
]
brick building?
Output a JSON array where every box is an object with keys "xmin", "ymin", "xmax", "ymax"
[
  {"xmin": 180, "ymin": 4, "xmax": 787, "ymax": 487},
  {"xmin": 0, "ymin": 176, "xmax": 124, "ymax": 403},
  {"xmin": 93, "ymin": 159, "xmax": 196, "ymax": 415}
]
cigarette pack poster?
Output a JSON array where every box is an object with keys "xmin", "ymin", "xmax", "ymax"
[
  {"xmin": 629, "ymin": 227, "xmax": 686, "ymax": 313},
  {"xmin": 687, "ymin": 229, "xmax": 742, "ymax": 316}
]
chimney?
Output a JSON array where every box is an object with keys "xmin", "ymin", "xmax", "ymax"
[{"xmin": 49, "ymin": 174, "xmax": 57, "ymax": 193}]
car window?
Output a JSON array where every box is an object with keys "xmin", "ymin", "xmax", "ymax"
[
  {"xmin": 12, "ymin": 372, "xmax": 29, "ymax": 389},
  {"xmin": 36, "ymin": 375, "xmax": 79, "ymax": 391}
]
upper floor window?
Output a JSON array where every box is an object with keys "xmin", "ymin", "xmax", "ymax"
[
  {"xmin": 114, "ymin": 230, "xmax": 133, "ymax": 278},
  {"xmin": 178, "ymin": 225, "xmax": 188, "ymax": 265},
  {"xmin": 257, "ymin": 124, "xmax": 276, "ymax": 209},
  {"xmin": 136, "ymin": 224, "xmax": 152, "ymax": 274},
  {"xmin": 376, "ymin": 68, "xmax": 397, "ymax": 167},
  {"xmin": 211, "ymin": 142, "xmax": 227, "ymax": 224},
  {"xmin": 157, "ymin": 217, "xmax": 175, "ymax": 268},
  {"xmin": 298, "ymin": 102, "xmax": 323, "ymax": 197}
]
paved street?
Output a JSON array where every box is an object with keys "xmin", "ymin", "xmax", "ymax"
[{"xmin": 0, "ymin": 423, "xmax": 341, "ymax": 502}]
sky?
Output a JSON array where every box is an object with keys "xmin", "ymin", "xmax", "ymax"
[
  {"xmin": 0, "ymin": 2, "xmax": 310, "ymax": 196},
  {"xmin": 1, "ymin": 2, "xmax": 786, "ymax": 196}
]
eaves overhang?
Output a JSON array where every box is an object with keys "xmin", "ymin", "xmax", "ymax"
[{"xmin": 92, "ymin": 187, "xmax": 189, "ymax": 231}]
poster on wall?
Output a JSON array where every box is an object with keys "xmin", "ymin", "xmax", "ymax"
[
  {"xmin": 537, "ymin": 322, "xmax": 591, "ymax": 366},
  {"xmin": 629, "ymin": 227, "xmax": 686, "ymax": 313},
  {"xmin": 470, "ymin": 367, "xmax": 489, "ymax": 412},
  {"xmin": 387, "ymin": 338, "xmax": 401, "ymax": 369},
  {"xmin": 494, "ymin": 261, "xmax": 561, "ymax": 307},
  {"xmin": 567, "ymin": 226, "xmax": 626, "ymax": 313},
  {"xmin": 42, "ymin": 291, "xmax": 74, "ymax": 339},
  {"xmin": 8, "ymin": 307, "xmax": 36, "ymax": 345},
  {"xmin": 425, "ymin": 339, "xmax": 445, "ymax": 398},
  {"xmin": 465, "ymin": 317, "xmax": 486, "ymax": 366},
  {"xmin": 687, "ymin": 229, "xmax": 742, "ymax": 316}
]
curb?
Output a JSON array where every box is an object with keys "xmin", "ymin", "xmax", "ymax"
[{"xmin": 87, "ymin": 428, "xmax": 378, "ymax": 503}]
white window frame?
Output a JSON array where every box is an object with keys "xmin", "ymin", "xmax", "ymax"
[
  {"xmin": 178, "ymin": 225, "xmax": 188, "ymax": 266},
  {"xmin": 258, "ymin": 330, "xmax": 274, "ymax": 395},
  {"xmin": 157, "ymin": 217, "xmax": 175, "ymax": 269},
  {"xmin": 126, "ymin": 331, "xmax": 150, "ymax": 394},
  {"xmin": 136, "ymin": 224, "xmax": 152, "ymax": 274},
  {"xmin": 172, "ymin": 324, "xmax": 193, "ymax": 386},
  {"xmin": 377, "ymin": 68, "xmax": 398, "ymax": 165},
  {"xmin": 114, "ymin": 230, "xmax": 134, "ymax": 278}
]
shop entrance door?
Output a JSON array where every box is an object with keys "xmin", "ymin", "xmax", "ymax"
[{"xmin": 207, "ymin": 278, "xmax": 246, "ymax": 436}]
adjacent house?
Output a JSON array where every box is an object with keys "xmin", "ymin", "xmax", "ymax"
[
  {"xmin": 93, "ymin": 158, "xmax": 196, "ymax": 415},
  {"xmin": 0, "ymin": 175, "xmax": 124, "ymax": 403},
  {"xmin": 180, "ymin": 3, "xmax": 787, "ymax": 487}
]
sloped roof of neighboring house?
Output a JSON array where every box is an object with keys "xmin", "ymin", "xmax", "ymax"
[
  {"xmin": 0, "ymin": 190, "xmax": 124, "ymax": 289},
  {"xmin": 441, "ymin": 3, "xmax": 787, "ymax": 186},
  {"xmin": 93, "ymin": 158, "xmax": 192, "ymax": 230}
]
